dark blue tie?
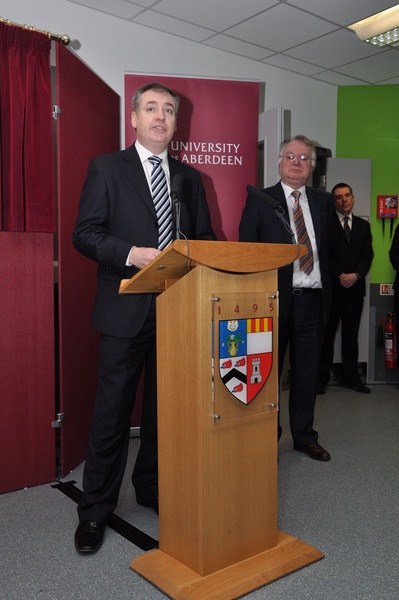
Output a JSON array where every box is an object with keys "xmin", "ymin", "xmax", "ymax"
[{"xmin": 343, "ymin": 216, "xmax": 351, "ymax": 243}]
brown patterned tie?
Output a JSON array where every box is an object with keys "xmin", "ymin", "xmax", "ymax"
[{"xmin": 292, "ymin": 190, "xmax": 314, "ymax": 275}]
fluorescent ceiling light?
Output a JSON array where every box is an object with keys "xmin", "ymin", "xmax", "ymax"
[{"xmin": 348, "ymin": 4, "xmax": 399, "ymax": 47}]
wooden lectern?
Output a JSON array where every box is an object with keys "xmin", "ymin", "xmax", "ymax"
[{"xmin": 119, "ymin": 240, "xmax": 323, "ymax": 599}]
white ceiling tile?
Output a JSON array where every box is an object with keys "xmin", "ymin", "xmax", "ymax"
[
  {"xmin": 287, "ymin": 0, "xmax": 398, "ymax": 26},
  {"xmin": 61, "ymin": 0, "xmax": 399, "ymax": 86},
  {"xmin": 262, "ymin": 54, "xmax": 322, "ymax": 76},
  {"xmin": 377, "ymin": 76, "xmax": 399, "ymax": 84},
  {"xmin": 65, "ymin": 0, "xmax": 143, "ymax": 19},
  {"xmin": 203, "ymin": 35, "xmax": 274, "ymax": 60},
  {"xmin": 153, "ymin": 0, "xmax": 277, "ymax": 31},
  {"xmin": 133, "ymin": 10, "xmax": 213, "ymax": 42},
  {"xmin": 126, "ymin": 0, "xmax": 158, "ymax": 7},
  {"xmin": 336, "ymin": 48, "xmax": 399, "ymax": 83},
  {"xmin": 285, "ymin": 29, "xmax": 385, "ymax": 69},
  {"xmin": 312, "ymin": 70, "xmax": 370, "ymax": 86},
  {"xmin": 225, "ymin": 4, "xmax": 338, "ymax": 52}
]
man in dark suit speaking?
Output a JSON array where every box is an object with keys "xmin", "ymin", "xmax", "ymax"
[
  {"xmin": 239, "ymin": 135, "xmax": 335, "ymax": 462},
  {"xmin": 318, "ymin": 183, "xmax": 373, "ymax": 394},
  {"xmin": 73, "ymin": 82, "xmax": 215, "ymax": 553}
]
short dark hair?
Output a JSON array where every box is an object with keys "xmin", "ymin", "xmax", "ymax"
[
  {"xmin": 331, "ymin": 182, "xmax": 353, "ymax": 195},
  {"xmin": 132, "ymin": 82, "xmax": 180, "ymax": 114}
]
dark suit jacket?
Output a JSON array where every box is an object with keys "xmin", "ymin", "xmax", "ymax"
[
  {"xmin": 73, "ymin": 144, "xmax": 216, "ymax": 338},
  {"xmin": 329, "ymin": 213, "xmax": 373, "ymax": 296},
  {"xmin": 239, "ymin": 181, "xmax": 335, "ymax": 324}
]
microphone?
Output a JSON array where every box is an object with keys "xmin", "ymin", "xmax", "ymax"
[
  {"xmin": 246, "ymin": 184, "xmax": 296, "ymax": 244},
  {"xmin": 171, "ymin": 174, "xmax": 183, "ymax": 240},
  {"xmin": 246, "ymin": 184, "xmax": 282, "ymax": 210}
]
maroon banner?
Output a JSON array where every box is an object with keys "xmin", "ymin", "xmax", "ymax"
[{"xmin": 124, "ymin": 75, "xmax": 259, "ymax": 241}]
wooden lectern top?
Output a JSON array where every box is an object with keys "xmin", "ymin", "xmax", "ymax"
[{"xmin": 119, "ymin": 239, "xmax": 305, "ymax": 294}]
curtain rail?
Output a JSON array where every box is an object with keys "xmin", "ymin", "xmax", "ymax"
[{"xmin": 0, "ymin": 16, "xmax": 70, "ymax": 45}]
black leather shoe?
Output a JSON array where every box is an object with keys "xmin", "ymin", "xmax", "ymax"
[
  {"xmin": 293, "ymin": 442, "xmax": 331, "ymax": 462},
  {"xmin": 317, "ymin": 384, "xmax": 325, "ymax": 395},
  {"xmin": 74, "ymin": 521, "xmax": 105, "ymax": 553},
  {"xmin": 347, "ymin": 384, "xmax": 371, "ymax": 393}
]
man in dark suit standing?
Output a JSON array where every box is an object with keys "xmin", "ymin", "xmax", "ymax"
[
  {"xmin": 389, "ymin": 223, "xmax": 399, "ymax": 324},
  {"xmin": 318, "ymin": 183, "xmax": 373, "ymax": 394},
  {"xmin": 73, "ymin": 82, "xmax": 216, "ymax": 553},
  {"xmin": 239, "ymin": 135, "xmax": 334, "ymax": 462}
]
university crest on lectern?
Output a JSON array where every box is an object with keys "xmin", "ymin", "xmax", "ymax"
[{"xmin": 219, "ymin": 318, "xmax": 273, "ymax": 405}]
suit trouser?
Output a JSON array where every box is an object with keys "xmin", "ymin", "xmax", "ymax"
[
  {"xmin": 278, "ymin": 289, "xmax": 323, "ymax": 447},
  {"xmin": 394, "ymin": 290, "xmax": 399, "ymax": 330},
  {"xmin": 319, "ymin": 293, "xmax": 364, "ymax": 387},
  {"xmin": 77, "ymin": 297, "xmax": 157, "ymax": 523}
]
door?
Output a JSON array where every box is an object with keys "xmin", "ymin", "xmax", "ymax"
[{"xmin": 55, "ymin": 44, "xmax": 120, "ymax": 476}]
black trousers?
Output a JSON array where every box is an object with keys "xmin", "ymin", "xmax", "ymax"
[
  {"xmin": 278, "ymin": 289, "xmax": 323, "ymax": 447},
  {"xmin": 394, "ymin": 289, "xmax": 399, "ymax": 329},
  {"xmin": 319, "ymin": 293, "xmax": 364, "ymax": 387},
  {"xmin": 78, "ymin": 297, "xmax": 157, "ymax": 523}
]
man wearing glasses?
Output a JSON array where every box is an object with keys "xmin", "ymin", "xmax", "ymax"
[{"xmin": 239, "ymin": 135, "xmax": 335, "ymax": 461}]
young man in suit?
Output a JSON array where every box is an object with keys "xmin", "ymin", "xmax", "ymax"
[
  {"xmin": 318, "ymin": 183, "xmax": 373, "ymax": 394},
  {"xmin": 389, "ymin": 223, "xmax": 399, "ymax": 324},
  {"xmin": 73, "ymin": 82, "xmax": 216, "ymax": 553},
  {"xmin": 239, "ymin": 135, "xmax": 335, "ymax": 462}
]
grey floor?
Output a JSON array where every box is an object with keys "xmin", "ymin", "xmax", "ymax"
[{"xmin": 2, "ymin": 384, "xmax": 399, "ymax": 600}]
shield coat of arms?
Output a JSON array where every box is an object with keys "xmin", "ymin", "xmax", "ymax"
[{"xmin": 219, "ymin": 318, "xmax": 273, "ymax": 405}]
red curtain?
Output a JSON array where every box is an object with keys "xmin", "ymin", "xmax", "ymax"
[{"xmin": 0, "ymin": 22, "xmax": 55, "ymax": 232}]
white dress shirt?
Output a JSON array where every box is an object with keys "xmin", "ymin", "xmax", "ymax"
[{"xmin": 281, "ymin": 182, "xmax": 322, "ymax": 289}]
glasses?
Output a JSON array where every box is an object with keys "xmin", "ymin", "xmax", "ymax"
[{"xmin": 279, "ymin": 153, "xmax": 312, "ymax": 163}]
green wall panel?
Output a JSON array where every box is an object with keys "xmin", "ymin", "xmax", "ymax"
[{"xmin": 336, "ymin": 85, "xmax": 399, "ymax": 286}]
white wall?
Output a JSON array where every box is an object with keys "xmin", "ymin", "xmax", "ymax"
[{"xmin": 0, "ymin": 0, "xmax": 337, "ymax": 154}]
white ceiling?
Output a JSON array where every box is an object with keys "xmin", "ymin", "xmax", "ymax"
[{"xmin": 65, "ymin": 0, "xmax": 399, "ymax": 86}]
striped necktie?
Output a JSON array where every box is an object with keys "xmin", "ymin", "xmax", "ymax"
[
  {"xmin": 148, "ymin": 155, "xmax": 173, "ymax": 250},
  {"xmin": 292, "ymin": 190, "xmax": 314, "ymax": 275}
]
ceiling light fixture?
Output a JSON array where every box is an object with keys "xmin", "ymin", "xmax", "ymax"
[{"xmin": 348, "ymin": 4, "xmax": 399, "ymax": 47}]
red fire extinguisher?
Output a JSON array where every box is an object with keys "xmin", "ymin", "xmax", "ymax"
[{"xmin": 383, "ymin": 312, "xmax": 397, "ymax": 369}]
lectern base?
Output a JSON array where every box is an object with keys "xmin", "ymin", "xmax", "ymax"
[{"xmin": 130, "ymin": 530, "xmax": 324, "ymax": 600}]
